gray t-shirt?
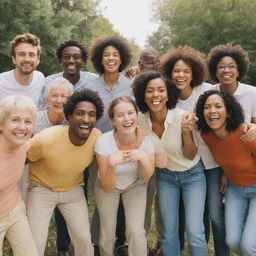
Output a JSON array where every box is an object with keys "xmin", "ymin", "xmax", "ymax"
[{"xmin": 86, "ymin": 74, "xmax": 133, "ymax": 133}]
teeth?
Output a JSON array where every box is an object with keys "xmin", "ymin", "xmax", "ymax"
[
  {"xmin": 80, "ymin": 125, "xmax": 89, "ymax": 129},
  {"xmin": 123, "ymin": 123, "xmax": 132, "ymax": 127},
  {"xmin": 209, "ymin": 116, "xmax": 219, "ymax": 121},
  {"xmin": 14, "ymin": 133, "xmax": 26, "ymax": 137},
  {"xmin": 177, "ymin": 79, "xmax": 185, "ymax": 82},
  {"xmin": 152, "ymin": 100, "xmax": 161, "ymax": 105}
]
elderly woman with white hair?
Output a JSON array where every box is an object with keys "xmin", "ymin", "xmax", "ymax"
[{"xmin": 34, "ymin": 78, "xmax": 73, "ymax": 134}]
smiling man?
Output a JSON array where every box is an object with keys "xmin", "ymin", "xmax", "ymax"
[
  {"xmin": 39, "ymin": 40, "xmax": 97, "ymax": 109},
  {"xmin": 26, "ymin": 89, "xmax": 104, "ymax": 256},
  {"xmin": 0, "ymin": 33, "xmax": 44, "ymax": 104}
]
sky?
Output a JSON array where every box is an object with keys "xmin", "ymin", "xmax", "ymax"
[{"xmin": 98, "ymin": 0, "xmax": 158, "ymax": 48}]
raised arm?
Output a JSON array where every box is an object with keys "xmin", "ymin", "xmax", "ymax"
[{"xmin": 181, "ymin": 112, "xmax": 198, "ymax": 160}]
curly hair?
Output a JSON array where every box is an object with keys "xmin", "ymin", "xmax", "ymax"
[
  {"xmin": 56, "ymin": 40, "xmax": 88, "ymax": 63},
  {"xmin": 160, "ymin": 46, "xmax": 207, "ymax": 88},
  {"xmin": 132, "ymin": 71, "xmax": 177, "ymax": 113},
  {"xmin": 207, "ymin": 43, "xmax": 249, "ymax": 83},
  {"xmin": 64, "ymin": 89, "xmax": 104, "ymax": 121},
  {"xmin": 195, "ymin": 90, "xmax": 244, "ymax": 133},
  {"xmin": 10, "ymin": 33, "xmax": 41, "ymax": 57},
  {"xmin": 90, "ymin": 35, "xmax": 132, "ymax": 74}
]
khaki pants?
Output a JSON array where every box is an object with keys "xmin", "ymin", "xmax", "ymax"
[
  {"xmin": 94, "ymin": 178, "xmax": 148, "ymax": 256},
  {"xmin": 27, "ymin": 184, "xmax": 93, "ymax": 256},
  {"xmin": 0, "ymin": 201, "xmax": 39, "ymax": 256}
]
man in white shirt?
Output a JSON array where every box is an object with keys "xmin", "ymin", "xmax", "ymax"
[{"xmin": 0, "ymin": 33, "xmax": 44, "ymax": 103}]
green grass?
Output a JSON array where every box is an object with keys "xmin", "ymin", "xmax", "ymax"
[{"xmin": 3, "ymin": 184, "xmax": 236, "ymax": 255}]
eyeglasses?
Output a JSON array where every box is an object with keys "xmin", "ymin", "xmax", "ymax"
[
  {"xmin": 62, "ymin": 54, "xmax": 82, "ymax": 61},
  {"xmin": 217, "ymin": 64, "xmax": 238, "ymax": 71}
]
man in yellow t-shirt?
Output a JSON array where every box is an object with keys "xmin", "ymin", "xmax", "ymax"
[{"xmin": 26, "ymin": 89, "xmax": 104, "ymax": 256}]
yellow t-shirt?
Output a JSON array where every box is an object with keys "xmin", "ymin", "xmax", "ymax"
[{"xmin": 27, "ymin": 125, "xmax": 101, "ymax": 191}]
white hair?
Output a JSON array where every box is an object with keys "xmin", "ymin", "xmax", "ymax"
[
  {"xmin": 44, "ymin": 78, "xmax": 73, "ymax": 99},
  {"xmin": 0, "ymin": 95, "xmax": 37, "ymax": 124}
]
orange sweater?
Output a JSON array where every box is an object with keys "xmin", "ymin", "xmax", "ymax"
[{"xmin": 202, "ymin": 126, "xmax": 256, "ymax": 186}]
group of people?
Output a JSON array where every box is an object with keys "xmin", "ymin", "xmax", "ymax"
[{"xmin": 0, "ymin": 31, "xmax": 256, "ymax": 256}]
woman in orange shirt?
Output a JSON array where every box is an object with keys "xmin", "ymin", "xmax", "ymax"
[{"xmin": 196, "ymin": 89, "xmax": 256, "ymax": 256}]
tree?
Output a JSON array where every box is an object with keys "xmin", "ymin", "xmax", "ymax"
[
  {"xmin": 0, "ymin": 0, "xmax": 126, "ymax": 75},
  {"xmin": 148, "ymin": 0, "xmax": 256, "ymax": 84}
]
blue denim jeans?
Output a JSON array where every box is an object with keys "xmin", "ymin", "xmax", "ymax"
[
  {"xmin": 205, "ymin": 167, "xmax": 230, "ymax": 256},
  {"xmin": 225, "ymin": 182, "xmax": 256, "ymax": 256},
  {"xmin": 156, "ymin": 160, "xmax": 208, "ymax": 256}
]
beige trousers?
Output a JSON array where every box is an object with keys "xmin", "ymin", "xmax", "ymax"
[
  {"xmin": 94, "ymin": 178, "xmax": 148, "ymax": 256},
  {"xmin": 0, "ymin": 201, "xmax": 39, "ymax": 256},
  {"xmin": 26, "ymin": 184, "xmax": 93, "ymax": 256}
]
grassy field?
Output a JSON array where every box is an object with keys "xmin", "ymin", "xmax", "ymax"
[{"xmin": 3, "ymin": 183, "xmax": 236, "ymax": 256}]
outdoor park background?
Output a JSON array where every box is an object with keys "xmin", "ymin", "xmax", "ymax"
[{"xmin": 1, "ymin": 0, "xmax": 254, "ymax": 255}]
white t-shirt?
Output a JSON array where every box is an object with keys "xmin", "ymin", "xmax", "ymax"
[
  {"xmin": 213, "ymin": 82, "xmax": 256, "ymax": 124},
  {"xmin": 0, "ymin": 70, "xmax": 45, "ymax": 104},
  {"xmin": 94, "ymin": 130, "xmax": 155, "ymax": 189},
  {"xmin": 175, "ymin": 83, "xmax": 218, "ymax": 169}
]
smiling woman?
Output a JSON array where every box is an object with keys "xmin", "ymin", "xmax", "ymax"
[
  {"xmin": 0, "ymin": 95, "xmax": 39, "ymax": 256},
  {"xmin": 94, "ymin": 96, "xmax": 155, "ymax": 256},
  {"xmin": 196, "ymin": 90, "xmax": 256, "ymax": 255}
]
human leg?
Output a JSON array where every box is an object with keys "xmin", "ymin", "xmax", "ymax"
[
  {"xmin": 181, "ymin": 161, "xmax": 208, "ymax": 256},
  {"xmin": 5, "ymin": 201, "xmax": 39, "ymax": 256},
  {"xmin": 94, "ymin": 179, "xmax": 120, "ymax": 256},
  {"xmin": 57, "ymin": 185, "xmax": 93, "ymax": 256},
  {"xmin": 27, "ymin": 185, "xmax": 58, "ymax": 256},
  {"xmin": 156, "ymin": 168, "xmax": 181, "ymax": 256},
  {"xmin": 240, "ymin": 185, "xmax": 256, "ymax": 256},
  {"xmin": 122, "ymin": 180, "xmax": 147, "ymax": 256},
  {"xmin": 205, "ymin": 167, "xmax": 230, "ymax": 256},
  {"xmin": 225, "ymin": 182, "xmax": 248, "ymax": 254}
]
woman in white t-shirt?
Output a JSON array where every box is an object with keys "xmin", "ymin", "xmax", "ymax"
[
  {"xmin": 94, "ymin": 97, "xmax": 155, "ymax": 256},
  {"xmin": 160, "ymin": 46, "xmax": 229, "ymax": 256}
]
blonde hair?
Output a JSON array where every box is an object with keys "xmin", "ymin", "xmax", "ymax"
[
  {"xmin": 108, "ymin": 97, "xmax": 138, "ymax": 119},
  {"xmin": 44, "ymin": 78, "xmax": 73, "ymax": 99},
  {"xmin": 0, "ymin": 95, "xmax": 37, "ymax": 124}
]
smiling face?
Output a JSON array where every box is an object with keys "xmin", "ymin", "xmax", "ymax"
[
  {"xmin": 144, "ymin": 78, "xmax": 168, "ymax": 114},
  {"xmin": 12, "ymin": 43, "xmax": 40, "ymax": 75},
  {"xmin": 111, "ymin": 101, "xmax": 138, "ymax": 134},
  {"xmin": 171, "ymin": 59, "xmax": 193, "ymax": 92},
  {"xmin": 216, "ymin": 56, "xmax": 239, "ymax": 89},
  {"xmin": 60, "ymin": 46, "xmax": 84, "ymax": 77},
  {"xmin": 0, "ymin": 107, "xmax": 34, "ymax": 148},
  {"xmin": 101, "ymin": 45, "xmax": 122, "ymax": 74},
  {"xmin": 46, "ymin": 85, "xmax": 72, "ymax": 114},
  {"xmin": 203, "ymin": 94, "xmax": 228, "ymax": 136},
  {"xmin": 68, "ymin": 101, "xmax": 97, "ymax": 145}
]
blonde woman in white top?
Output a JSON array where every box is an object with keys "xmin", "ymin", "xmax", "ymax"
[{"xmin": 94, "ymin": 97, "xmax": 155, "ymax": 256}]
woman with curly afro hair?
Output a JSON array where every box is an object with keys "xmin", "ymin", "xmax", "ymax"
[
  {"xmin": 207, "ymin": 43, "xmax": 256, "ymax": 125},
  {"xmin": 195, "ymin": 89, "xmax": 256, "ymax": 255},
  {"xmin": 86, "ymin": 35, "xmax": 133, "ymax": 256},
  {"xmin": 161, "ymin": 46, "xmax": 230, "ymax": 256},
  {"xmin": 133, "ymin": 71, "xmax": 208, "ymax": 256}
]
